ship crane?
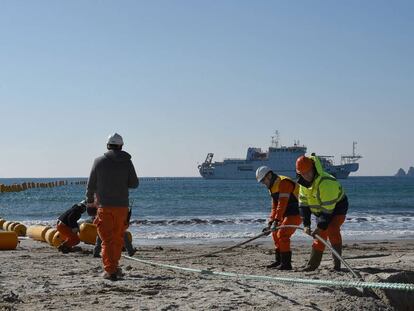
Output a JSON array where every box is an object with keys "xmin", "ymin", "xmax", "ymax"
[{"xmin": 341, "ymin": 142, "xmax": 363, "ymax": 165}]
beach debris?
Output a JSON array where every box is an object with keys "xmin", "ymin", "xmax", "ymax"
[
  {"xmin": 1, "ymin": 291, "xmax": 22, "ymax": 303},
  {"xmin": 367, "ymin": 272, "xmax": 414, "ymax": 310}
]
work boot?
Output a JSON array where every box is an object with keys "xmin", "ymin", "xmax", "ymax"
[
  {"xmin": 302, "ymin": 248, "xmax": 323, "ymax": 272},
  {"xmin": 115, "ymin": 267, "xmax": 124, "ymax": 278},
  {"xmin": 58, "ymin": 244, "xmax": 70, "ymax": 254},
  {"xmin": 266, "ymin": 249, "xmax": 281, "ymax": 268},
  {"xmin": 128, "ymin": 248, "xmax": 137, "ymax": 257},
  {"xmin": 71, "ymin": 246, "xmax": 82, "ymax": 252},
  {"xmin": 332, "ymin": 244, "xmax": 342, "ymax": 271},
  {"xmin": 93, "ymin": 247, "xmax": 101, "ymax": 258},
  {"xmin": 102, "ymin": 271, "xmax": 117, "ymax": 281},
  {"xmin": 277, "ymin": 251, "xmax": 292, "ymax": 270}
]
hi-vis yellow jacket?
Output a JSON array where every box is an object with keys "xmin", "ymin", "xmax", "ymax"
[{"xmin": 298, "ymin": 156, "xmax": 345, "ymax": 216}]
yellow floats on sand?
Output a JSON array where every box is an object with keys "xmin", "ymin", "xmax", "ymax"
[
  {"xmin": 44, "ymin": 228, "xmax": 57, "ymax": 245},
  {"xmin": 51, "ymin": 231, "xmax": 64, "ymax": 248},
  {"xmin": 12, "ymin": 224, "xmax": 27, "ymax": 236},
  {"xmin": 0, "ymin": 219, "xmax": 27, "ymax": 236},
  {"xmin": 79, "ymin": 223, "xmax": 98, "ymax": 245},
  {"xmin": 2, "ymin": 221, "xmax": 13, "ymax": 231},
  {"xmin": 26, "ymin": 225, "xmax": 51, "ymax": 242},
  {"xmin": 0, "ymin": 231, "xmax": 18, "ymax": 250}
]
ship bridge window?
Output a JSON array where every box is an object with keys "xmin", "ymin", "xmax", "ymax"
[{"xmin": 238, "ymin": 166, "xmax": 253, "ymax": 171}]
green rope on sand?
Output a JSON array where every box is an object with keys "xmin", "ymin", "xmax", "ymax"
[{"xmin": 123, "ymin": 255, "xmax": 414, "ymax": 292}]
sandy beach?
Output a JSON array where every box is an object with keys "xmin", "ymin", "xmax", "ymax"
[{"xmin": 1, "ymin": 237, "xmax": 413, "ymax": 311}]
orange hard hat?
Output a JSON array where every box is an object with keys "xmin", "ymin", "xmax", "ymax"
[{"xmin": 296, "ymin": 156, "xmax": 314, "ymax": 174}]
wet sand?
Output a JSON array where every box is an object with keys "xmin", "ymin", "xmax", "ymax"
[{"xmin": 1, "ymin": 238, "xmax": 413, "ymax": 310}]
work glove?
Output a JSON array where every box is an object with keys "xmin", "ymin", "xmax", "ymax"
[
  {"xmin": 304, "ymin": 226, "xmax": 312, "ymax": 236},
  {"xmin": 272, "ymin": 220, "xmax": 280, "ymax": 230},
  {"xmin": 262, "ymin": 226, "xmax": 271, "ymax": 233},
  {"xmin": 262, "ymin": 220, "xmax": 274, "ymax": 235},
  {"xmin": 311, "ymin": 227, "xmax": 322, "ymax": 238}
]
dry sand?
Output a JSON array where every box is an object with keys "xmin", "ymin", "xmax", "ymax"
[{"xmin": 1, "ymin": 237, "xmax": 413, "ymax": 311}]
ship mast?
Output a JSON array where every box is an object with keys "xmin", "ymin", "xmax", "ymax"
[
  {"xmin": 271, "ymin": 131, "xmax": 280, "ymax": 148},
  {"xmin": 341, "ymin": 141, "xmax": 363, "ymax": 164}
]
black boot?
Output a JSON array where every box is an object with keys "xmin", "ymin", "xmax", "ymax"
[
  {"xmin": 266, "ymin": 249, "xmax": 281, "ymax": 268},
  {"xmin": 332, "ymin": 244, "xmax": 342, "ymax": 271},
  {"xmin": 58, "ymin": 243, "xmax": 70, "ymax": 254},
  {"xmin": 277, "ymin": 251, "xmax": 292, "ymax": 270},
  {"xmin": 302, "ymin": 248, "xmax": 323, "ymax": 271}
]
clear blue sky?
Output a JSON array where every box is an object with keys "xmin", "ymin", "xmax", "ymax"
[{"xmin": 0, "ymin": 1, "xmax": 413, "ymax": 177}]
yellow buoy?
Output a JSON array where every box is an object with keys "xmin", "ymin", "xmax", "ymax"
[
  {"xmin": 27, "ymin": 225, "xmax": 51, "ymax": 242},
  {"xmin": 3, "ymin": 221, "xmax": 12, "ymax": 231},
  {"xmin": 51, "ymin": 231, "xmax": 65, "ymax": 248},
  {"xmin": 45, "ymin": 228, "xmax": 57, "ymax": 245},
  {"xmin": 9, "ymin": 222, "xmax": 19, "ymax": 231},
  {"xmin": 0, "ymin": 231, "xmax": 18, "ymax": 250},
  {"xmin": 79, "ymin": 223, "xmax": 97, "ymax": 245},
  {"xmin": 12, "ymin": 224, "xmax": 27, "ymax": 237}
]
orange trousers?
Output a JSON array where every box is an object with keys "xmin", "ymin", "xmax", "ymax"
[
  {"xmin": 272, "ymin": 215, "xmax": 302, "ymax": 252},
  {"xmin": 312, "ymin": 215, "xmax": 346, "ymax": 252},
  {"xmin": 56, "ymin": 222, "xmax": 80, "ymax": 248},
  {"xmin": 96, "ymin": 207, "xmax": 128, "ymax": 274}
]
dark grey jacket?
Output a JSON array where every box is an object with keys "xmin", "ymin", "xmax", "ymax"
[{"xmin": 86, "ymin": 150, "xmax": 139, "ymax": 207}]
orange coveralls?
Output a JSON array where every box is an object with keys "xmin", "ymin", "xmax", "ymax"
[
  {"xmin": 56, "ymin": 222, "xmax": 80, "ymax": 248},
  {"xmin": 95, "ymin": 206, "xmax": 129, "ymax": 274},
  {"xmin": 269, "ymin": 177, "xmax": 302, "ymax": 253}
]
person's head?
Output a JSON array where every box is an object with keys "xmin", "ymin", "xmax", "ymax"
[
  {"xmin": 256, "ymin": 166, "xmax": 276, "ymax": 187},
  {"xmin": 107, "ymin": 133, "xmax": 124, "ymax": 150},
  {"xmin": 296, "ymin": 155, "xmax": 315, "ymax": 182}
]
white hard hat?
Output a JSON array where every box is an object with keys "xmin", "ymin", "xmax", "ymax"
[
  {"xmin": 107, "ymin": 133, "xmax": 124, "ymax": 146},
  {"xmin": 256, "ymin": 166, "xmax": 272, "ymax": 182}
]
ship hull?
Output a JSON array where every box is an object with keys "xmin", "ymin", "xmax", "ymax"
[
  {"xmin": 199, "ymin": 155, "xmax": 359, "ymax": 180},
  {"xmin": 199, "ymin": 148, "xmax": 304, "ymax": 180}
]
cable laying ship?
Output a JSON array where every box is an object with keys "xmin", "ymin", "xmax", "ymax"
[{"xmin": 198, "ymin": 132, "xmax": 362, "ymax": 179}]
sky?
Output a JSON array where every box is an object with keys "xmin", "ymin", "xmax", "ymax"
[{"xmin": 0, "ymin": 1, "xmax": 413, "ymax": 177}]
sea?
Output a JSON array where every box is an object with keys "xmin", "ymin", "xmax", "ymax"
[{"xmin": 1, "ymin": 177, "xmax": 413, "ymax": 245}]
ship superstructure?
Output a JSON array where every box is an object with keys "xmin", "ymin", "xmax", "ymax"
[{"xmin": 198, "ymin": 133, "xmax": 361, "ymax": 179}]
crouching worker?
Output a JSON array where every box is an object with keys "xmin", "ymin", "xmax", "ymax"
[
  {"xmin": 296, "ymin": 154, "xmax": 348, "ymax": 271},
  {"xmin": 56, "ymin": 200, "xmax": 86, "ymax": 253},
  {"xmin": 256, "ymin": 166, "xmax": 302, "ymax": 270}
]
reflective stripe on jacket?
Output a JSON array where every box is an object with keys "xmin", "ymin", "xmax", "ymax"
[
  {"xmin": 298, "ymin": 156, "xmax": 345, "ymax": 215},
  {"xmin": 269, "ymin": 175, "xmax": 300, "ymax": 221}
]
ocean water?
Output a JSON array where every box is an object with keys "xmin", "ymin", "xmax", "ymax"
[{"xmin": 1, "ymin": 177, "xmax": 413, "ymax": 245}]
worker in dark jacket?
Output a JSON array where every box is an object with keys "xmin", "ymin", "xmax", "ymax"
[
  {"xmin": 256, "ymin": 166, "xmax": 302, "ymax": 270},
  {"xmin": 56, "ymin": 201, "xmax": 86, "ymax": 253},
  {"xmin": 86, "ymin": 133, "xmax": 139, "ymax": 281}
]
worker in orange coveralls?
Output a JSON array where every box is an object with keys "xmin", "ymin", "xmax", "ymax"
[
  {"xmin": 256, "ymin": 166, "xmax": 302, "ymax": 270},
  {"xmin": 296, "ymin": 154, "xmax": 348, "ymax": 271},
  {"xmin": 56, "ymin": 201, "xmax": 86, "ymax": 253},
  {"xmin": 86, "ymin": 133, "xmax": 139, "ymax": 281}
]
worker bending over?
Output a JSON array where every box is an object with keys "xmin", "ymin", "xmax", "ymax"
[
  {"xmin": 296, "ymin": 154, "xmax": 348, "ymax": 271},
  {"xmin": 256, "ymin": 166, "xmax": 302, "ymax": 270}
]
